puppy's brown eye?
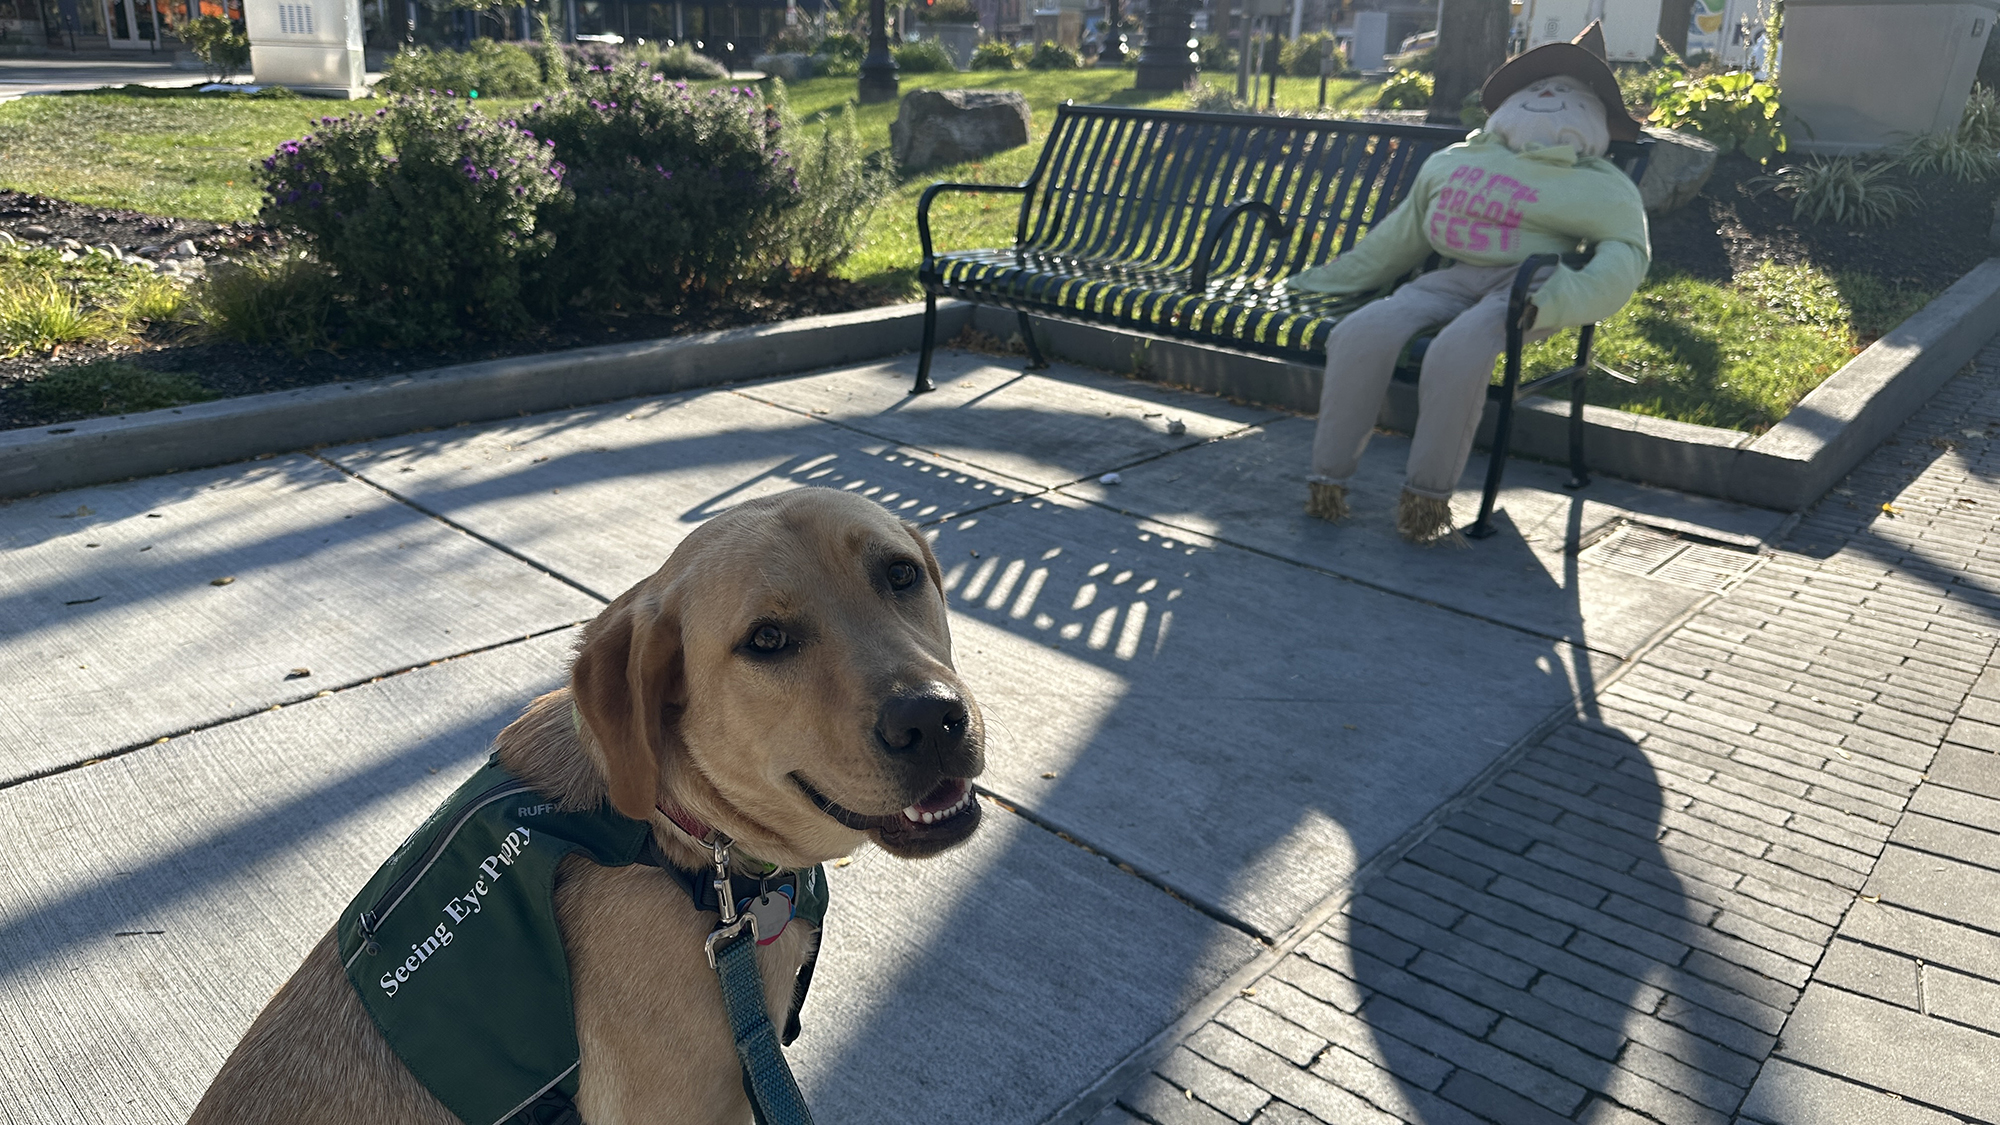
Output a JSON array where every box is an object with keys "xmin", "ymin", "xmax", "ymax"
[
  {"xmin": 748, "ymin": 624, "xmax": 789, "ymax": 653},
  {"xmin": 887, "ymin": 561, "xmax": 920, "ymax": 590}
]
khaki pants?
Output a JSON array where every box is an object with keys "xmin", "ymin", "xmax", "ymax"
[{"xmin": 1310, "ymin": 262, "xmax": 1551, "ymax": 500}]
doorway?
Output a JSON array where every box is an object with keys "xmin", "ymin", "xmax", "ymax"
[{"xmin": 102, "ymin": 0, "xmax": 160, "ymax": 47}]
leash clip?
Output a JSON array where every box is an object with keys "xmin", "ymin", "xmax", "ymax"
[{"xmin": 704, "ymin": 832, "xmax": 763, "ymax": 967}]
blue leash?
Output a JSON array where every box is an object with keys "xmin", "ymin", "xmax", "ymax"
[{"xmin": 704, "ymin": 838, "xmax": 816, "ymax": 1125}]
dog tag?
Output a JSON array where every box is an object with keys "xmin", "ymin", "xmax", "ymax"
[{"xmin": 740, "ymin": 886, "xmax": 795, "ymax": 946}]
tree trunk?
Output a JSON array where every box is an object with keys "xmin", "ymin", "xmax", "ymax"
[
  {"xmin": 1656, "ymin": 0, "xmax": 1693, "ymax": 56},
  {"xmin": 1427, "ymin": 0, "xmax": 1508, "ymax": 124}
]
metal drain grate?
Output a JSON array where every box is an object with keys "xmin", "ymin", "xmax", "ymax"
[{"xmin": 1581, "ymin": 523, "xmax": 1763, "ymax": 593}]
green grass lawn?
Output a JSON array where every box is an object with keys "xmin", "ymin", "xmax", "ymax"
[{"xmin": 1523, "ymin": 262, "xmax": 1934, "ymax": 434}]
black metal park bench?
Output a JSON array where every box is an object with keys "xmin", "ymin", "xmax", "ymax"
[{"xmin": 915, "ymin": 102, "xmax": 1651, "ymax": 539}]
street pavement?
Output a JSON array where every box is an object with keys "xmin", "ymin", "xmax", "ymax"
[
  {"xmin": 0, "ymin": 334, "xmax": 1994, "ymax": 1125},
  {"xmin": 0, "ymin": 56, "xmax": 203, "ymax": 101}
]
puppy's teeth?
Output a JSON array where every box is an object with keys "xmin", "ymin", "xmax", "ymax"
[{"xmin": 903, "ymin": 805, "xmax": 922, "ymax": 822}]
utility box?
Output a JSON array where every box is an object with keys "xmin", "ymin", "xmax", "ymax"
[
  {"xmin": 1520, "ymin": 0, "xmax": 1662, "ymax": 59},
  {"xmin": 1782, "ymin": 0, "xmax": 1996, "ymax": 153},
  {"xmin": 245, "ymin": 0, "xmax": 367, "ymax": 97},
  {"xmin": 1347, "ymin": 10, "xmax": 1388, "ymax": 71}
]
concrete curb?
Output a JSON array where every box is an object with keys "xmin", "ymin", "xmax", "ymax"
[
  {"xmin": 0, "ymin": 301, "xmax": 973, "ymax": 499},
  {"xmin": 977, "ymin": 257, "xmax": 2000, "ymax": 512}
]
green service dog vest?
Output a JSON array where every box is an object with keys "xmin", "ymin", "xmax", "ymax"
[{"xmin": 338, "ymin": 757, "xmax": 829, "ymax": 1125}]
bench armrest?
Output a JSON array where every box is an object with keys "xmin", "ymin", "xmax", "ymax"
[
  {"xmin": 1190, "ymin": 200, "xmax": 1293, "ymax": 294},
  {"xmin": 918, "ymin": 181, "xmax": 1032, "ymax": 268}
]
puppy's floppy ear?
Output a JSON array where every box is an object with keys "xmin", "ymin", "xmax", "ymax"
[
  {"xmin": 570, "ymin": 589, "xmax": 686, "ymax": 820},
  {"xmin": 904, "ymin": 522, "xmax": 946, "ymax": 596}
]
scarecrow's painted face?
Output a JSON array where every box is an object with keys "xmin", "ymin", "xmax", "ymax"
[{"xmin": 1486, "ymin": 75, "xmax": 1610, "ymax": 157}]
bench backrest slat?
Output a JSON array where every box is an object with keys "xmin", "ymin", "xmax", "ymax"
[{"xmin": 1015, "ymin": 104, "xmax": 1468, "ymax": 287}]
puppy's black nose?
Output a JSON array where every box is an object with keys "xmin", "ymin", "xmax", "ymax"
[{"xmin": 876, "ymin": 683, "xmax": 969, "ymax": 756}]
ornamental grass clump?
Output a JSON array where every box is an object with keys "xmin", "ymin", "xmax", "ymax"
[
  {"xmin": 1753, "ymin": 156, "xmax": 1916, "ymax": 226},
  {"xmin": 519, "ymin": 64, "xmax": 799, "ymax": 310},
  {"xmin": 257, "ymin": 96, "xmax": 566, "ymax": 345}
]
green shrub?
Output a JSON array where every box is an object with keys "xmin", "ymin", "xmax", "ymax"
[
  {"xmin": 893, "ymin": 39, "xmax": 956, "ymax": 73},
  {"xmin": 970, "ymin": 40, "xmax": 1022, "ymax": 70},
  {"xmin": 378, "ymin": 41, "xmax": 545, "ymax": 98},
  {"xmin": 1753, "ymin": 157, "xmax": 1915, "ymax": 226},
  {"xmin": 190, "ymin": 252, "xmax": 338, "ymax": 355},
  {"xmin": 27, "ymin": 359, "xmax": 212, "ymax": 418},
  {"xmin": 817, "ymin": 32, "xmax": 865, "ymax": 61},
  {"xmin": 256, "ymin": 95, "xmax": 566, "ymax": 345},
  {"xmin": 1649, "ymin": 69, "xmax": 1785, "ymax": 161},
  {"xmin": 1027, "ymin": 40, "xmax": 1083, "ymax": 70},
  {"xmin": 1279, "ymin": 31, "xmax": 1344, "ymax": 77},
  {"xmin": 1373, "ymin": 69, "xmax": 1432, "ymax": 109},
  {"xmin": 781, "ymin": 106, "xmax": 892, "ymax": 272},
  {"xmin": 521, "ymin": 66, "xmax": 798, "ymax": 308},
  {"xmin": 816, "ymin": 54, "xmax": 860, "ymax": 77},
  {"xmin": 920, "ymin": 0, "xmax": 980, "ymax": 22},
  {"xmin": 652, "ymin": 42, "xmax": 729, "ymax": 80},
  {"xmin": 1195, "ymin": 34, "xmax": 1235, "ymax": 71},
  {"xmin": 178, "ymin": 15, "xmax": 250, "ymax": 84}
]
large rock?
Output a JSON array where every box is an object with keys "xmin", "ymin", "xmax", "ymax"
[
  {"xmin": 890, "ymin": 89, "xmax": 1031, "ymax": 171},
  {"xmin": 752, "ymin": 53, "xmax": 814, "ymax": 81},
  {"xmin": 1638, "ymin": 126, "xmax": 1720, "ymax": 214}
]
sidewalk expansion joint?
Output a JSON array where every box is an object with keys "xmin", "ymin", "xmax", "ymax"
[
  {"xmin": 974, "ymin": 787, "xmax": 1272, "ymax": 946},
  {"xmin": 0, "ymin": 621, "xmax": 588, "ymax": 794},
  {"xmin": 311, "ymin": 453, "xmax": 615, "ymax": 604}
]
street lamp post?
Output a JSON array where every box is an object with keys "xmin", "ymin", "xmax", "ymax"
[
  {"xmin": 1132, "ymin": 0, "xmax": 1195, "ymax": 89},
  {"xmin": 858, "ymin": 0, "xmax": 898, "ymax": 103},
  {"xmin": 1096, "ymin": 0, "xmax": 1125, "ymax": 65}
]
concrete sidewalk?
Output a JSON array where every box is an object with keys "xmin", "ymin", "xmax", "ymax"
[{"xmin": 0, "ymin": 334, "xmax": 1989, "ymax": 1124}]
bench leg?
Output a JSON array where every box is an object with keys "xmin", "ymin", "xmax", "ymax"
[
  {"xmin": 1469, "ymin": 314, "xmax": 1529, "ymax": 542},
  {"xmin": 1564, "ymin": 325, "xmax": 1594, "ymax": 491},
  {"xmin": 1017, "ymin": 311, "xmax": 1049, "ymax": 372},
  {"xmin": 912, "ymin": 293, "xmax": 938, "ymax": 395}
]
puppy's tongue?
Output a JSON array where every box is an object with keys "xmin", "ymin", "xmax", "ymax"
[{"xmin": 901, "ymin": 778, "xmax": 972, "ymax": 825}]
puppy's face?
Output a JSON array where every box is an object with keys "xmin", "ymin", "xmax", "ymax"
[{"xmin": 571, "ymin": 489, "xmax": 984, "ymax": 867}]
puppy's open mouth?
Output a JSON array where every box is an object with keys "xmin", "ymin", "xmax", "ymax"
[{"xmin": 795, "ymin": 775, "xmax": 982, "ymax": 856}]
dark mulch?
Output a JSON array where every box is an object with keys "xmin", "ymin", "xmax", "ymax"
[
  {"xmin": 1648, "ymin": 154, "xmax": 1997, "ymax": 292},
  {"xmin": 0, "ymin": 189, "xmax": 282, "ymax": 257}
]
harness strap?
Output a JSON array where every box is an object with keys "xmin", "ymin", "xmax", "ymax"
[{"xmin": 712, "ymin": 925, "xmax": 817, "ymax": 1125}]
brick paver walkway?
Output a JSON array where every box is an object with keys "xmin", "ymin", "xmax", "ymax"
[{"xmin": 1103, "ymin": 338, "xmax": 2000, "ymax": 1125}]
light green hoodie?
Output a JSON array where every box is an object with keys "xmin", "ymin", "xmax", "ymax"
[{"xmin": 1284, "ymin": 130, "xmax": 1650, "ymax": 330}]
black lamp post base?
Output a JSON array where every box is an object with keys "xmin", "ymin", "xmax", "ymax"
[
  {"xmin": 858, "ymin": 61, "xmax": 899, "ymax": 103},
  {"xmin": 1133, "ymin": 60, "xmax": 1196, "ymax": 89}
]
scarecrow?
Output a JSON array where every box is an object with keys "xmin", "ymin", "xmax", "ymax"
[{"xmin": 1287, "ymin": 23, "xmax": 1650, "ymax": 543}]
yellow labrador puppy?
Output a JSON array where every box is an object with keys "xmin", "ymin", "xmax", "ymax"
[{"xmin": 189, "ymin": 488, "xmax": 985, "ymax": 1125}]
